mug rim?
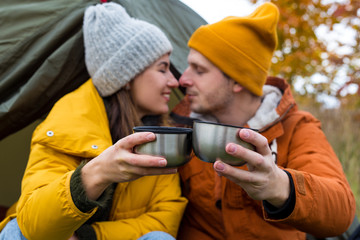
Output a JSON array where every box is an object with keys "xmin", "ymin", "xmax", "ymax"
[
  {"xmin": 194, "ymin": 120, "xmax": 258, "ymax": 132},
  {"xmin": 133, "ymin": 126, "xmax": 192, "ymax": 134}
]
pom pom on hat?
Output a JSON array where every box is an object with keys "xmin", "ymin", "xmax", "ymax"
[
  {"xmin": 83, "ymin": 2, "xmax": 173, "ymax": 97},
  {"xmin": 188, "ymin": 2, "xmax": 279, "ymax": 96}
]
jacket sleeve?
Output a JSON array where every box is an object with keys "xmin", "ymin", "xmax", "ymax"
[
  {"xmin": 92, "ymin": 173, "xmax": 188, "ymax": 240},
  {"xmin": 264, "ymin": 112, "xmax": 356, "ymax": 238},
  {"xmin": 16, "ymin": 143, "xmax": 98, "ymax": 240}
]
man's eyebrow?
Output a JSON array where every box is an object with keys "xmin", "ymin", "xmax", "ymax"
[{"xmin": 189, "ymin": 62, "xmax": 205, "ymax": 69}]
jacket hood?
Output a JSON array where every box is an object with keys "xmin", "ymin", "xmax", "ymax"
[
  {"xmin": 31, "ymin": 80, "xmax": 112, "ymax": 158},
  {"xmin": 248, "ymin": 76, "xmax": 297, "ymax": 131}
]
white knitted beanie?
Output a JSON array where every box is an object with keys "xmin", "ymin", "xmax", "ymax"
[{"xmin": 83, "ymin": 2, "xmax": 173, "ymax": 97}]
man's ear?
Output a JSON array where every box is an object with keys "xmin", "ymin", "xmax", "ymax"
[{"xmin": 232, "ymin": 82, "xmax": 243, "ymax": 93}]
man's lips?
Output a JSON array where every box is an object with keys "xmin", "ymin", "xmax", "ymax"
[{"xmin": 186, "ymin": 92, "xmax": 197, "ymax": 100}]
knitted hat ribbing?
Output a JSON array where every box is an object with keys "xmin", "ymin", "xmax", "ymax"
[
  {"xmin": 83, "ymin": 2, "xmax": 173, "ymax": 97},
  {"xmin": 188, "ymin": 2, "xmax": 279, "ymax": 96}
]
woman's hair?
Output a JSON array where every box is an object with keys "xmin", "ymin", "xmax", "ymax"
[
  {"xmin": 104, "ymin": 88, "xmax": 139, "ymax": 143},
  {"xmin": 104, "ymin": 88, "xmax": 169, "ymax": 143}
]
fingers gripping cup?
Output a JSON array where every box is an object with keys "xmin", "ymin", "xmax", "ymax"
[
  {"xmin": 192, "ymin": 121, "xmax": 256, "ymax": 166},
  {"xmin": 133, "ymin": 126, "xmax": 193, "ymax": 168}
]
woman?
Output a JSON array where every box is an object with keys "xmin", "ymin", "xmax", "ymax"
[{"xmin": 0, "ymin": 3, "xmax": 187, "ymax": 240}]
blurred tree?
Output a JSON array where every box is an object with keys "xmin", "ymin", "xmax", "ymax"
[{"xmin": 250, "ymin": 0, "xmax": 360, "ymax": 107}]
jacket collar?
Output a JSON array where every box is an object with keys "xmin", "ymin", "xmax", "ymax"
[{"xmin": 257, "ymin": 77, "xmax": 297, "ymax": 142}]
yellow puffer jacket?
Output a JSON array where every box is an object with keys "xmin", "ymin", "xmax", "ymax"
[{"xmin": 0, "ymin": 80, "xmax": 187, "ymax": 240}]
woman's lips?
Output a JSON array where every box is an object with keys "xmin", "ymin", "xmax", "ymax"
[{"xmin": 162, "ymin": 93, "xmax": 171, "ymax": 101}]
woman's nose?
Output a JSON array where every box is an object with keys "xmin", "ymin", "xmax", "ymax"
[
  {"xmin": 179, "ymin": 68, "xmax": 192, "ymax": 87},
  {"xmin": 167, "ymin": 72, "xmax": 179, "ymax": 88}
]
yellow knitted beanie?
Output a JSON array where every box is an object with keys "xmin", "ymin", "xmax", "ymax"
[{"xmin": 188, "ymin": 2, "xmax": 279, "ymax": 96}]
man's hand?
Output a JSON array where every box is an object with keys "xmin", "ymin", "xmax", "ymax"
[{"xmin": 213, "ymin": 128, "xmax": 290, "ymax": 208}]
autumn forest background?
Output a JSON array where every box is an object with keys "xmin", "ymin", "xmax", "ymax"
[{"xmin": 258, "ymin": 0, "xmax": 360, "ymax": 217}]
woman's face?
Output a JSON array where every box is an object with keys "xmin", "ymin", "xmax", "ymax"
[{"xmin": 130, "ymin": 53, "xmax": 179, "ymax": 118}]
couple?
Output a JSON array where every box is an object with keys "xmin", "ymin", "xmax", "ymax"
[{"xmin": 0, "ymin": 2, "xmax": 355, "ymax": 240}]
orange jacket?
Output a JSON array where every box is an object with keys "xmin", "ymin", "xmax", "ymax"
[{"xmin": 173, "ymin": 77, "xmax": 356, "ymax": 240}]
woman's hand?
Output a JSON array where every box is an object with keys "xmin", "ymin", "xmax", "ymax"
[
  {"xmin": 81, "ymin": 132, "xmax": 177, "ymax": 200},
  {"xmin": 213, "ymin": 128, "xmax": 290, "ymax": 208}
]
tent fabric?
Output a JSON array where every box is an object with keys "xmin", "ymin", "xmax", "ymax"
[{"xmin": 0, "ymin": 0, "xmax": 207, "ymax": 141}]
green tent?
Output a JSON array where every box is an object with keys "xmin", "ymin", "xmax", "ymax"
[{"xmin": 0, "ymin": 0, "xmax": 207, "ymax": 140}]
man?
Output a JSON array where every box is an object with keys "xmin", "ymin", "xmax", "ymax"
[{"xmin": 172, "ymin": 2, "xmax": 356, "ymax": 239}]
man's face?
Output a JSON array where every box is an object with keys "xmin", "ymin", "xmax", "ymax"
[{"xmin": 179, "ymin": 49, "xmax": 234, "ymax": 115}]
